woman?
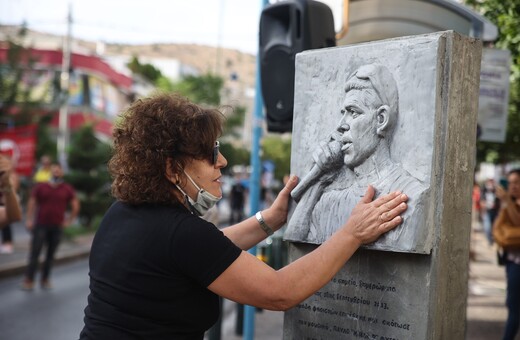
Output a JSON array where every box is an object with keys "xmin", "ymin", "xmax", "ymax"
[
  {"xmin": 497, "ymin": 169, "xmax": 520, "ymax": 340},
  {"xmin": 0, "ymin": 154, "xmax": 22, "ymax": 231},
  {"xmin": 79, "ymin": 92, "xmax": 408, "ymax": 339}
]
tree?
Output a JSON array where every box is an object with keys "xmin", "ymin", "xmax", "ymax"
[
  {"xmin": 261, "ymin": 136, "xmax": 292, "ymax": 182},
  {"xmin": 219, "ymin": 142, "xmax": 250, "ymax": 174},
  {"xmin": 464, "ymin": 0, "xmax": 520, "ymax": 164},
  {"xmin": 126, "ymin": 56, "xmax": 163, "ymax": 83},
  {"xmin": 171, "ymin": 73, "xmax": 224, "ymax": 106},
  {"xmin": 0, "ymin": 24, "xmax": 46, "ymax": 127},
  {"xmin": 65, "ymin": 124, "xmax": 112, "ymax": 228},
  {"xmin": 223, "ymin": 105, "xmax": 246, "ymax": 138}
]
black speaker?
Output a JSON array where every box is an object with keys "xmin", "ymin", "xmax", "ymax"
[{"xmin": 259, "ymin": 0, "xmax": 335, "ymax": 133}]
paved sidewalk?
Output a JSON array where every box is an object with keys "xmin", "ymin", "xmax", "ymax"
[
  {"xmin": 466, "ymin": 228, "xmax": 508, "ymax": 340},
  {"xmin": 0, "ymin": 221, "xmax": 93, "ymax": 280},
  {"xmin": 0, "ymin": 221, "xmax": 510, "ymax": 339}
]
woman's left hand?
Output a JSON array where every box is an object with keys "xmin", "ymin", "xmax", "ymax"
[{"xmin": 261, "ymin": 175, "xmax": 299, "ymax": 232}]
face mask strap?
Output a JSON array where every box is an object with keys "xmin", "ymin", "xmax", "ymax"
[{"xmin": 184, "ymin": 171, "xmax": 202, "ymax": 193}]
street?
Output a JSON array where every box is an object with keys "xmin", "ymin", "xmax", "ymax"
[{"xmin": 0, "ymin": 258, "xmax": 89, "ymax": 340}]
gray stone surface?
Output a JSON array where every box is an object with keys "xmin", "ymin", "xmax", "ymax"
[
  {"xmin": 285, "ymin": 32, "xmax": 447, "ymax": 253},
  {"xmin": 284, "ymin": 31, "xmax": 482, "ymax": 339},
  {"xmin": 285, "ymin": 244, "xmax": 431, "ymax": 339}
]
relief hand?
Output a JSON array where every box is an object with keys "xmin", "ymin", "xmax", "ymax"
[{"xmin": 291, "ymin": 134, "xmax": 343, "ymax": 202}]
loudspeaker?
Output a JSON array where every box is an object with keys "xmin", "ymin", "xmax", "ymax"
[{"xmin": 259, "ymin": 0, "xmax": 335, "ymax": 133}]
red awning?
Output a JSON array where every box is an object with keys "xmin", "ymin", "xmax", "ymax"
[
  {"xmin": 50, "ymin": 111, "xmax": 113, "ymax": 138},
  {"xmin": 0, "ymin": 47, "xmax": 132, "ymax": 89}
]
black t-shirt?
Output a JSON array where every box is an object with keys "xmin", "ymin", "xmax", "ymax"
[{"xmin": 79, "ymin": 201, "xmax": 242, "ymax": 340}]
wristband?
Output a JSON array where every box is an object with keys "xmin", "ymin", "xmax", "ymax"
[{"xmin": 255, "ymin": 211, "xmax": 274, "ymax": 236}]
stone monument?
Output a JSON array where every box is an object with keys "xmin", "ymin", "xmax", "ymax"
[{"xmin": 283, "ymin": 31, "xmax": 482, "ymax": 339}]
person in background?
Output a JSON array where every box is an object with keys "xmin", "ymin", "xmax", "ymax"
[
  {"xmin": 0, "ymin": 154, "xmax": 22, "ymax": 254},
  {"xmin": 496, "ymin": 169, "xmax": 520, "ymax": 340},
  {"xmin": 33, "ymin": 155, "xmax": 52, "ymax": 183},
  {"xmin": 21, "ymin": 162, "xmax": 80, "ymax": 290},
  {"xmin": 229, "ymin": 175, "xmax": 246, "ymax": 225},
  {"xmin": 481, "ymin": 178, "xmax": 500, "ymax": 245},
  {"xmin": 79, "ymin": 92, "xmax": 408, "ymax": 339}
]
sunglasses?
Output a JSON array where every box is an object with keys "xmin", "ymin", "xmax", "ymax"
[{"xmin": 212, "ymin": 141, "xmax": 220, "ymax": 165}]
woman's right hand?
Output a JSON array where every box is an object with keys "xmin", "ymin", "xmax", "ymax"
[{"xmin": 343, "ymin": 185, "xmax": 408, "ymax": 246}]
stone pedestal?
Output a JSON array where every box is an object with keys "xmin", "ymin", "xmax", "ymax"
[{"xmin": 283, "ymin": 31, "xmax": 482, "ymax": 340}]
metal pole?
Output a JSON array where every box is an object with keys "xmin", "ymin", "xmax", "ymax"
[
  {"xmin": 243, "ymin": 1, "xmax": 269, "ymax": 339},
  {"xmin": 57, "ymin": 3, "xmax": 72, "ymax": 171}
]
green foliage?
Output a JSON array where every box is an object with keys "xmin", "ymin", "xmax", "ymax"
[
  {"xmin": 127, "ymin": 55, "xmax": 163, "ymax": 83},
  {"xmin": 261, "ymin": 136, "xmax": 292, "ymax": 182},
  {"xmin": 35, "ymin": 113, "xmax": 57, "ymax": 161},
  {"xmin": 219, "ymin": 142, "xmax": 250, "ymax": 173},
  {"xmin": 65, "ymin": 125, "xmax": 113, "ymax": 227},
  {"xmin": 464, "ymin": 0, "xmax": 520, "ymax": 164},
  {"xmin": 155, "ymin": 75, "xmax": 174, "ymax": 92},
  {"xmin": 0, "ymin": 24, "xmax": 43, "ymax": 126},
  {"xmin": 223, "ymin": 105, "xmax": 246, "ymax": 138},
  {"xmin": 170, "ymin": 74, "xmax": 223, "ymax": 106}
]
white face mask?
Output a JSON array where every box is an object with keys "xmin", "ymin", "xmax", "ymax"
[{"xmin": 176, "ymin": 171, "xmax": 221, "ymax": 216}]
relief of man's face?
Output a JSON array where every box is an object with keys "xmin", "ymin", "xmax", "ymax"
[{"xmin": 336, "ymin": 88, "xmax": 382, "ymax": 169}]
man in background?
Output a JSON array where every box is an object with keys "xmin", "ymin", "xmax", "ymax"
[{"xmin": 21, "ymin": 162, "xmax": 80, "ymax": 290}]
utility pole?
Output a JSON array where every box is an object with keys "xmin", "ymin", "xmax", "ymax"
[
  {"xmin": 215, "ymin": 0, "xmax": 225, "ymax": 75},
  {"xmin": 58, "ymin": 3, "xmax": 72, "ymax": 171}
]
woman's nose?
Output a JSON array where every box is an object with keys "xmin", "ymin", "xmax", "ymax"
[{"xmin": 216, "ymin": 152, "xmax": 228, "ymax": 168}]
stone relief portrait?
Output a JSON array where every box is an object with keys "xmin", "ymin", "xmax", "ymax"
[{"xmin": 285, "ymin": 57, "xmax": 434, "ymax": 253}]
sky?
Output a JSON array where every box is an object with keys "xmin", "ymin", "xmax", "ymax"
[{"xmin": 0, "ymin": 0, "xmax": 269, "ymax": 55}]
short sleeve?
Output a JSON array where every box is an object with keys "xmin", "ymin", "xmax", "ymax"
[
  {"xmin": 170, "ymin": 216, "xmax": 242, "ymax": 287},
  {"xmin": 66, "ymin": 184, "xmax": 76, "ymax": 200}
]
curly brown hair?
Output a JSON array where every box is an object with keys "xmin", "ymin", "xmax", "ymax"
[{"xmin": 109, "ymin": 92, "xmax": 224, "ymax": 205}]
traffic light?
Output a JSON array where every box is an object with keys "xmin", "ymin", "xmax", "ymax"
[{"xmin": 259, "ymin": 0, "xmax": 335, "ymax": 133}]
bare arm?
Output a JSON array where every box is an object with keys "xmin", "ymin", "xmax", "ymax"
[
  {"xmin": 25, "ymin": 195, "xmax": 36, "ymax": 231},
  {"xmin": 209, "ymin": 187, "xmax": 408, "ymax": 310},
  {"xmin": 222, "ymin": 176, "xmax": 298, "ymax": 250},
  {"xmin": 63, "ymin": 197, "xmax": 80, "ymax": 228}
]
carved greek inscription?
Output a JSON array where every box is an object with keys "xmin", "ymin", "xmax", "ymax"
[{"xmin": 293, "ymin": 278, "xmax": 414, "ymax": 339}]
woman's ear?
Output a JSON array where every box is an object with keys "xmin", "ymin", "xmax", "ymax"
[
  {"xmin": 375, "ymin": 105, "xmax": 391, "ymax": 137},
  {"xmin": 165, "ymin": 158, "xmax": 180, "ymax": 184}
]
